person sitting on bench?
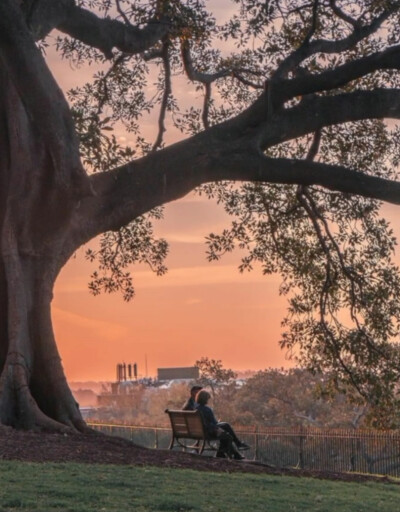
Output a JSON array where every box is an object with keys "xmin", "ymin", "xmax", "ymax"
[
  {"xmin": 182, "ymin": 385, "xmax": 203, "ymax": 411},
  {"xmin": 195, "ymin": 389, "xmax": 250, "ymax": 459}
]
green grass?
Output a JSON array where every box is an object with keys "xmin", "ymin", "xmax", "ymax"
[{"xmin": 0, "ymin": 461, "xmax": 399, "ymax": 512}]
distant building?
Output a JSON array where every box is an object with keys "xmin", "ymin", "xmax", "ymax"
[
  {"xmin": 96, "ymin": 365, "xmax": 200, "ymax": 408},
  {"xmin": 157, "ymin": 366, "xmax": 199, "ymax": 381}
]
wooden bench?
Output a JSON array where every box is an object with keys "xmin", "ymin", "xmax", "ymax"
[{"xmin": 165, "ymin": 409, "xmax": 217, "ymax": 454}]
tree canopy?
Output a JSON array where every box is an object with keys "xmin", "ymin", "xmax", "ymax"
[{"xmin": 1, "ymin": 0, "xmax": 400, "ymax": 430}]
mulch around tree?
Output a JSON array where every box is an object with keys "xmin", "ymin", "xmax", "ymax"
[{"xmin": 0, "ymin": 426, "xmax": 397, "ymax": 485}]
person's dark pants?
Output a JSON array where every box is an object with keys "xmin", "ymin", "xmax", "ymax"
[
  {"xmin": 216, "ymin": 430, "xmax": 234, "ymax": 456},
  {"xmin": 217, "ymin": 422, "xmax": 241, "ymax": 445},
  {"xmin": 214, "ymin": 428, "xmax": 243, "ymax": 459}
]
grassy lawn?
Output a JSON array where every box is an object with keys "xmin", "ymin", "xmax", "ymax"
[{"xmin": 0, "ymin": 461, "xmax": 399, "ymax": 512}]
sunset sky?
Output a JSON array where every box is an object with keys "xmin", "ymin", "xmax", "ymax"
[
  {"xmin": 53, "ymin": 196, "xmax": 291, "ymax": 381},
  {"xmin": 46, "ymin": 3, "xmax": 400, "ymax": 382}
]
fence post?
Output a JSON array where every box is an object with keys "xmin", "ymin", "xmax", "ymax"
[
  {"xmin": 298, "ymin": 428, "xmax": 305, "ymax": 469},
  {"xmin": 155, "ymin": 428, "xmax": 159, "ymax": 449},
  {"xmin": 254, "ymin": 426, "xmax": 259, "ymax": 461},
  {"xmin": 350, "ymin": 437, "xmax": 356, "ymax": 472}
]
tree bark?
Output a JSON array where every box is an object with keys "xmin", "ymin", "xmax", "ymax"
[{"xmin": 0, "ymin": 60, "xmax": 86, "ymax": 431}]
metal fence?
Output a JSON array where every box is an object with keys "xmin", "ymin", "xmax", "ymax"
[{"xmin": 88, "ymin": 422, "xmax": 400, "ymax": 477}]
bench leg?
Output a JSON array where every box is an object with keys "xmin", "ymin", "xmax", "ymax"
[
  {"xmin": 168, "ymin": 437, "xmax": 209, "ymax": 454},
  {"xmin": 197, "ymin": 439, "xmax": 206, "ymax": 455}
]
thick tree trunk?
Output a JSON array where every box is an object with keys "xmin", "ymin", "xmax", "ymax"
[
  {"xmin": 0, "ymin": 62, "xmax": 86, "ymax": 431},
  {"xmin": 0, "ymin": 255, "xmax": 86, "ymax": 431}
]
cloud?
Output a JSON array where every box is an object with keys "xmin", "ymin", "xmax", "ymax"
[
  {"xmin": 134, "ymin": 264, "xmax": 279, "ymax": 289},
  {"xmin": 55, "ymin": 260, "xmax": 280, "ymax": 294},
  {"xmin": 52, "ymin": 306, "xmax": 128, "ymax": 340},
  {"xmin": 159, "ymin": 232, "xmax": 207, "ymax": 244}
]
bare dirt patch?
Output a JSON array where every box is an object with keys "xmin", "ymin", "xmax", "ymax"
[{"xmin": 0, "ymin": 426, "xmax": 397, "ymax": 485}]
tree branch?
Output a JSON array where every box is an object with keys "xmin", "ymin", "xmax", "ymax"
[
  {"xmin": 329, "ymin": 0, "xmax": 359, "ymax": 28},
  {"xmin": 181, "ymin": 40, "xmax": 230, "ymax": 84},
  {"xmin": 70, "ymin": 137, "xmax": 400, "ymax": 255},
  {"xmin": 277, "ymin": 44, "xmax": 400, "ymax": 104},
  {"xmin": 230, "ymin": 155, "xmax": 400, "ymax": 204},
  {"xmin": 115, "ymin": 0, "xmax": 131, "ymax": 26},
  {"xmin": 259, "ymin": 88, "xmax": 400, "ymax": 148},
  {"xmin": 28, "ymin": 0, "xmax": 170, "ymax": 58},
  {"xmin": 152, "ymin": 41, "xmax": 171, "ymax": 151},
  {"xmin": 303, "ymin": 0, "xmax": 320, "ymax": 45},
  {"xmin": 232, "ymin": 72, "xmax": 264, "ymax": 90},
  {"xmin": 293, "ymin": 131, "xmax": 363, "ymax": 387},
  {"xmin": 181, "ymin": 39, "xmax": 264, "ymax": 125},
  {"xmin": 181, "ymin": 40, "xmax": 263, "ymax": 90},
  {"xmin": 202, "ymin": 83, "xmax": 211, "ymax": 130},
  {"xmin": 274, "ymin": 5, "xmax": 399, "ymax": 79}
]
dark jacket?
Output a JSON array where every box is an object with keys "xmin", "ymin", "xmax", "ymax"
[
  {"xmin": 195, "ymin": 403, "xmax": 218, "ymax": 436},
  {"xmin": 182, "ymin": 397, "xmax": 196, "ymax": 411}
]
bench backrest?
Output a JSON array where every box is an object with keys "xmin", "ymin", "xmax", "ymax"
[{"xmin": 165, "ymin": 409, "xmax": 206, "ymax": 439}]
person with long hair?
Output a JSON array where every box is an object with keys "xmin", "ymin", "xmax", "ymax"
[{"xmin": 195, "ymin": 390, "xmax": 249, "ymax": 459}]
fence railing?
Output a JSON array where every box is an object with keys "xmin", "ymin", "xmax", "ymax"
[{"xmin": 87, "ymin": 422, "xmax": 400, "ymax": 477}]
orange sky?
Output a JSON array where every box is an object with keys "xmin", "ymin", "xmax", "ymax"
[
  {"xmin": 46, "ymin": 6, "xmax": 400, "ymax": 382},
  {"xmin": 51, "ymin": 196, "xmax": 400, "ymax": 382},
  {"xmin": 53, "ymin": 194, "xmax": 292, "ymax": 381}
]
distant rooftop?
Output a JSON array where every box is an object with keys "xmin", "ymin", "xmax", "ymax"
[{"xmin": 157, "ymin": 366, "xmax": 199, "ymax": 381}]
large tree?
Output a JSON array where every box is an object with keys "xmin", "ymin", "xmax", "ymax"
[{"xmin": 1, "ymin": 0, "xmax": 400, "ymax": 431}]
